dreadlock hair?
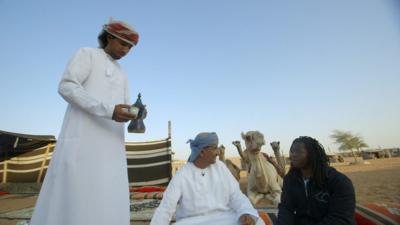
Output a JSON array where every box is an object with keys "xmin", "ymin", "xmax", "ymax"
[
  {"xmin": 289, "ymin": 136, "xmax": 330, "ymax": 189},
  {"xmin": 97, "ymin": 30, "xmax": 115, "ymax": 49}
]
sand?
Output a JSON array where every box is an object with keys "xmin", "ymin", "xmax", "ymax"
[
  {"xmin": 1, "ymin": 157, "xmax": 399, "ymax": 225},
  {"xmin": 334, "ymin": 158, "xmax": 400, "ymax": 204}
]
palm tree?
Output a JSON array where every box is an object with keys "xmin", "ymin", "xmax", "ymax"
[{"xmin": 330, "ymin": 130, "xmax": 368, "ymax": 163}]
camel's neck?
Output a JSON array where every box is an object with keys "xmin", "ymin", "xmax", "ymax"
[
  {"xmin": 247, "ymin": 151, "xmax": 260, "ymax": 161},
  {"xmin": 248, "ymin": 152, "xmax": 267, "ymax": 167}
]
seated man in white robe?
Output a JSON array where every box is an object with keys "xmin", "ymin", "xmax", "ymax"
[{"xmin": 150, "ymin": 132, "xmax": 265, "ymax": 225}]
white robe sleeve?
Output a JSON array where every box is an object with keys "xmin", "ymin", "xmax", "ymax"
[
  {"xmin": 58, "ymin": 48, "xmax": 115, "ymax": 119},
  {"xmin": 150, "ymin": 173, "xmax": 182, "ymax": 225},
  {"xmin": 223, "ymin": 164, "xmax": 263, "ymax": 223}
]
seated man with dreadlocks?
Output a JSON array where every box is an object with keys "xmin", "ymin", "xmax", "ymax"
[{"xmin": 277, "ymin": 136, "xmax": 356, "ymax": 225}]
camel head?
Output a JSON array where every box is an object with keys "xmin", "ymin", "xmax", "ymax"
[
  {"xmin": 270, "ymin": 141, "xmax": 280, "ymax": 152},
  {"xmin": 241, "ymin": 131, "xmax": 265, "ymax": 153}
]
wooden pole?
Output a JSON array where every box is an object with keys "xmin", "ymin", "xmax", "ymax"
[
  {"xmin": 37, "ymin": 144, "xmax": 51, "ymax": 183},
  {"xmin": 168, "ymin": 120, "xmax": 172, "ymax": 139},
  {"xmin": 3, "ymin": 150, "xmax": 8, "ymax": 183}
]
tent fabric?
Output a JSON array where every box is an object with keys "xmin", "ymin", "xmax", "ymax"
[
  {"xmin": 126, "ymin": 138, "xmax": 172, "ymax": 187},
  {"xmin": 0, "ymin": 130, "xmax": 56, "ymax": 158},
  {"xmin": 1, "ymin": 131, "xmax": 173, "ymax": 186}
]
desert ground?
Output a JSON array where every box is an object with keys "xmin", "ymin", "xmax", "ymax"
[
  {"xmin": 331, "ymin": 157, "xmax": 400, "ymax": 204},
  {"xmin": 0, "ymin": 157, "xmax": 399, "ymax": 225}
]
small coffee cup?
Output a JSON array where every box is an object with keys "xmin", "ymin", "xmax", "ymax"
[{"xmin": 129, "ymin": 106, "xmax": 139, "ymax": 117}]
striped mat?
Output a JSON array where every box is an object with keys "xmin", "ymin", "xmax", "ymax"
[
  {"xmin": 257, "ymin": 208, "xmax": 278, "ymax": 225},
  {"xmin": 257, "ymin": 203, "xmax": 400, "ymax": 225},
  {"xmin": 355, "ymin": 203, "xmax": 400, "ymax": 225}
]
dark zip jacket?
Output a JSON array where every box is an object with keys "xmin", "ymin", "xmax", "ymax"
[{"xmin": 277, "ymin": 167, "xmax": 356, "ymax": 225}]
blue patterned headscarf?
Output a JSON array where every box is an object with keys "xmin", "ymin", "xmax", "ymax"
[{"xmin": 187, "ymin": 132, "xmax": 219, "ymax": 162}]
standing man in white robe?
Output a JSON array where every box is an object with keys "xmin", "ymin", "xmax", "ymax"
[
  {"xmin": 150, "ymin": 132, "xmax": 265, "ymax": 225},
  {"xmin": 29, "ymin": 19, "xmax": 140, "ymax": 225}
]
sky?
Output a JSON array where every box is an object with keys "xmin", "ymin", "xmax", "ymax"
[{"xmin": 0, "ymin": 0, "xmax": 399, "ymax": 160}]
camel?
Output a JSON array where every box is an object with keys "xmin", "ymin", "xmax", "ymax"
[
  {"xmin": 232, "ymin": 131, "xmax": 282, "ymax": 206},
  {"xmin": 218, "ymin": 145, "xmax": 241, "ymax": 181}
]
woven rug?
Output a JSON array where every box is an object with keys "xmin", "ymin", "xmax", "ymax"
[
  {"xmin": 0, "ymin": 199, "xmax": 162, "ymax": 221},
  {"xmin": 3, "ymin": 199, "xmax": 397, "ymax": 225},
  {"xmin": 130, "ymin": 191, "xmax": 163, "ymax": 200},
  {"xmin": 130, "ymin": 199, "xmax": 165, "ymax": 221},
  {"xmin": 0, "ymin": 199, "xmax": 275, "ymax": 222}
]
